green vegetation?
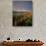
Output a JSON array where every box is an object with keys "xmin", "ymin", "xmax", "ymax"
[{"xmin": 13, "ymin": 11, "xmax": 32, "ymax": 26}]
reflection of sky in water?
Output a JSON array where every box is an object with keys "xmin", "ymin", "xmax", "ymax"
[{"xmin": 13, "ymin": 1, "xmax": 32, "ymax": 11}]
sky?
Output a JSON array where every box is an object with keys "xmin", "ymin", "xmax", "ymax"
[{"xmin": 13, "ymin": 1, "xmax": 32, "ymax": 11}]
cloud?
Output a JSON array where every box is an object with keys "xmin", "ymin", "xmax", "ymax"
[{"xmin": 13, "ymin": 1, "xmax": 32, "ymax": 11}]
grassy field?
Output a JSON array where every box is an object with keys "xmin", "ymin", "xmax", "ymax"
[{"xmin": 13, "ymin": 11, "xmax": 32, "ymax": 26}]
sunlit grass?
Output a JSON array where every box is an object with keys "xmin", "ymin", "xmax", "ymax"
[{"xmin": 13, "ymin": 11, "xmax": 32, "ymax": 26}]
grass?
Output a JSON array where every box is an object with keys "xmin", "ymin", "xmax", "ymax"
[{"xmin": 13, "ymin": 11, "xmax": 32, "ymax": 26}]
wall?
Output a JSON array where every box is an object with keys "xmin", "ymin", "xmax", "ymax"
[{"xmin": 0, "ymin": 0, "xmax": 46, "ymax": 46}]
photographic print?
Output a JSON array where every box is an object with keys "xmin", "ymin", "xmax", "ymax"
[{"xmin": 13, "ymin": 0, "xmax": 32, "ymax": 26}]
